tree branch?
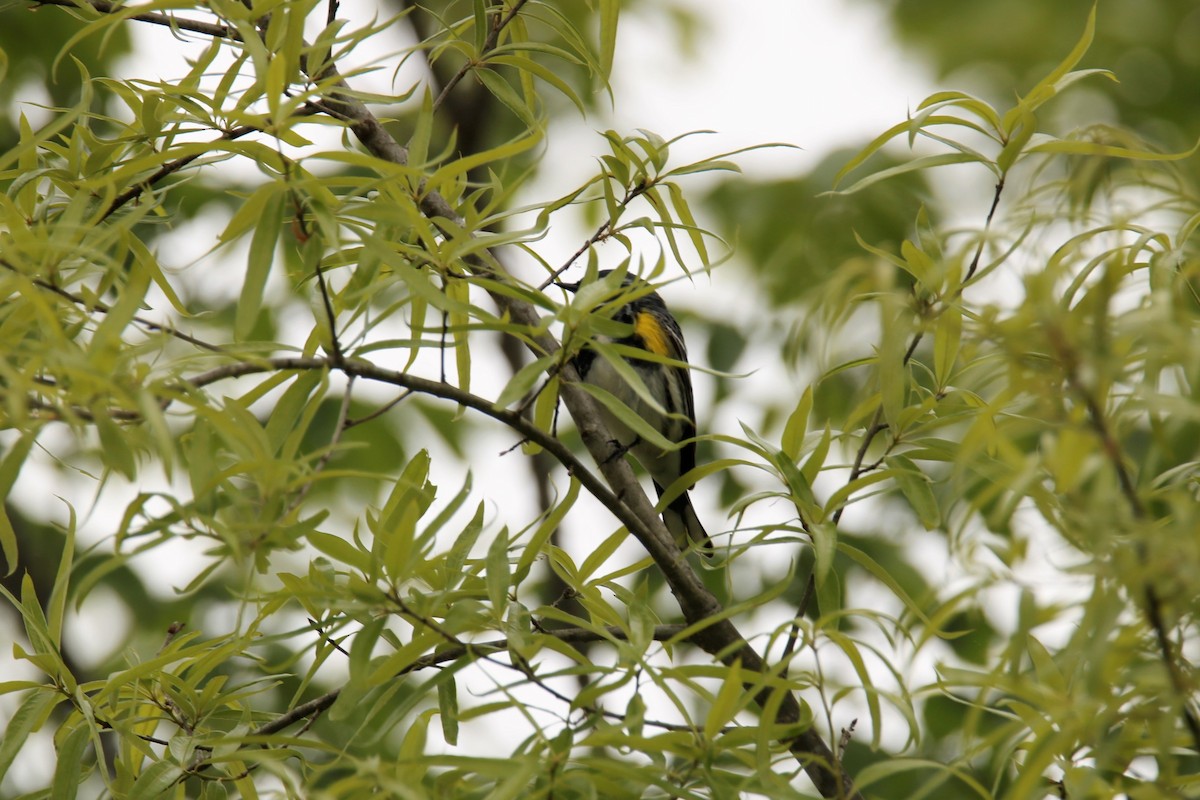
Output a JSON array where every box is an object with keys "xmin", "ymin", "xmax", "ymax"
[
  {"xmin": 34, "ymin": 0, "xmax": 241, "ymax": 40},
  {"xmin": 431, "ymin": 0, "xmax": 532, "ymax": 113},
  {"xmin": 36, "ymin": 3, "xmax": 861, "ymax": 793},
  {"xmin": 251, "ymin": 623, "xmax": 686, "ymax": 737}
]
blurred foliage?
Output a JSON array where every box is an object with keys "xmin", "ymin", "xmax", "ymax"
[
  {"xmin": 705, "ymin": 149, "xmax": 930, "ymax": 308},
  {"xmin": 866, "ymin": 0, "xmax": 1200, "ymax": 152},
  {"xmin": 0, "ymin": 4, "xmax": 131, "ymax": 144}
]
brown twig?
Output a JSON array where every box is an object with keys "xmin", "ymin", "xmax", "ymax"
[
  {"xmin": 250, "ymin": 623, "xmax": 686, "ymax": 737},
  {"xmin": 100, "ymin": 124, "xmax": 260, "ymax": 222},
  {"xmin": 431, "ymin": 0, "xmax": 533, "ymax": 113},
  {"xmin": 34, "ymin": 0, "xmax": 241, "ymax": 40},
  {"xmin": 538, "ymin": 182, "xmax": 652, "ymax": 291},
  {"xmin": 1, "ymin": 260, "xmax": 225, "ymax": 353}
]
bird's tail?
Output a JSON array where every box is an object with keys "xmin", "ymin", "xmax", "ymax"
[{"xmin": 661, "ymin": 491, "xmax": 714, "ymax": 558}]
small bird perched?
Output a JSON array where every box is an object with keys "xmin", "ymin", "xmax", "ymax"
[{"xmin": 560, "ymin": 270, "xmax": 714, "ymax": 558}]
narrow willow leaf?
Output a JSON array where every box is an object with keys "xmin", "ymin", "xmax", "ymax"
[
  {"xmin": 825, "ymin": 630, "xmax": 883, "ymax": 747},
  {"xmin": 50, "ymin": 720, "xmax": 91, "ymax": 800},
  {"xmin": 46, "ymin": 507, "xmax": 76, "ymax": 646},
  {"xmin": 90, "ymin": 251, "xmax": 152, "ymax": 372},
  {"xmin": 933, "ymin": 306, "xmax": 962, "ymax": 387},
  {"xmin": 879, "ymin": 314, "xmax": 909, "ymax": 431},
  {"xmin": 236, "ymin": 189, "xmax": 284, "ymax": 340},
  {"xmin": 1029, "ymin": 135, "xmax": 1200, "ymax": 162},
  {"xmin": 1018, "ymin": 3, "xmax": 1097, "ymax": 113},
  {"xmin": 437, "ymin": 676, "xmax": 460, "ymax": 746},
  {"xmin": 578, "ymin": 526, "xmax": 630, "ymax": 582},
  {"xmin": 705, "ymin": 659, "xmax": 744, "ymax": 741},
  {"xmin": 887, "ymin": 455, "xmax": 940, "ymax": 530},
  {"xmin": 306, "ymin": 530, "xmax": 371, "ymax": 574},
  {"xmin": 489, "ymin": 54, "xmax": 585, "ymax": 115},
  {"xmin": 829, "ymin": 152, "xmax": 989, "ymax": 196},
  {"xmin": 0, "ymin": 431, "xmax": 36, "ymax": 575},
  {"xmin": 597, "ymin": 0, "xmax": 618, "ymax": 79},
  {"xmin": 811, "ymin": 520, "xmax": 837, "ymax": 593},
  {"xmin": 128, "ymin": 759, "xmax": 184, "ymax": 800},
  {"xmin": 477, "ymin": 68, "xmax": 536, "ymax": 126},
  {"xmin": 495, "ymin": 355, "xmax": 555, "ymax": 409},
  {"xmin": 485, "ymin": 528, "xmax": 510, "ymax": 617},
  {"xmin": 997, "ymin": 104, "xmax": 1035, "ymax": 174},
  {"xmin": 0, "ymin": 689, "xmax": 60, "ymax": 781},
  {"xmin": 801, "ymin": 424, "xmax": 832, "ymax": 487},
  {"xmin": 915, "ymin": 90, "xmax": 1003, "ymax": 133},
  {"xmin": 447, "ymin": 279, "xmax": 472, "ymax": 394}
]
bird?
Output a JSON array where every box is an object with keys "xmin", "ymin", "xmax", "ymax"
[{"xmin": 559, "ymin": 270, "xmax": 714, "ymax": 557}]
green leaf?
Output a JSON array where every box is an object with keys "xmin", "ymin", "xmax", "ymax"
[
  {"xmin": 575, "ymin": 381, "xmax": 675, "ymax": 453},
  {"xmin": 800, "ymin": 424, "xmax": 832, "ymax": 487},
  {"xmin": 51, "ymin": 720, "xmax": 91, "ymax": 800},
  {"xmin": 264, "ymin": 370, "xmax": 325, "ymax": 455},
  {"xmin": 514, "ymin": 479, "xmax": 579, "ymax": 584},
  {"xmin": 1018, "ymin": 3, "xmax": 1097, "ymax": 114},
  {"xmin": 837, "ymin": 543, "xmax": 932, "ymax": 627},
  {"xmin": 811, "ymin": 521, "xmax": 837, "ymax": 595},
  {"xmin": 1028, "ymin": 135, "xmax": 1200, "ymax": 162},
  {"xmin": 128, "ymin": 758, "xmax": 184, "ymax": 800},
  {"xmin": 0, "ymin": 689, "xmax": 60, "ymax": 781},
  {"xmin": 94, "ymin": 411, "xmax": 137, "ymax": 480},
  {"xmin": 477, "ymin": 68, "xmax": 536, "ymax": 126},
  {"xmin": 437, "ymin": 676, "xmax": 460, "ymax": 746},
  {"xmin": 236, "ymin": 188, "xmax": 284, "ymax": 340},
  {"xmin": 781, "ymin": 387, "xmax": 812, "ymax": 461},
  {"xmin": 306, "ymin": 530, "xmax": 370, "ymax": 574},
  {"xmin": 705, "ymin": 659, "xmax": 744, "ymax": 741},
  {"xmin": 485, "ymin": 528, "xmax": 510, "ymax": 616},
  {"xmin": 0, "ymin": 431, "xmax": 36, "ymax": 576},
  {"xmin": 445, "ymin": 502, "xmax": 485, "ymax": 590},
  {"xmin": 578, "ymin": 525, "xmax": 629, "ymax": 582},
  {"xmin": 46, "ymin": 508, "xmax": 76, "ymax": 647},
  {"xmin": 495, "ymin": 354, "xmax": 555, "ymax": 409},
  {"xmin": 829, "ymin": 152, "xmax": 989, "ymax": 196},
  {"xmin": 887, "ymin": 455, "xmax": 941, "ymax": 530},
  {"xmin": 933, "ymin": 305, "xmax": 962, "ymax": 387},
  {"xmin": 597, "ymin": 0, "xmax": 619, "ymax": 80},
  {"xmin": 878, "ymin": 298, "xmax": 911, "ymax": 431}
]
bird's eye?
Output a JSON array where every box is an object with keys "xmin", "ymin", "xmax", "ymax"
[{"xmin": 613, "ymin": 306, "xmax": 634, "ymax": 324}]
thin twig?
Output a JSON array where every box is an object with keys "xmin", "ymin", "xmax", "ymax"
[
  {"xmin": 431, "ymin": 0, "xmax": 533, "ymax": 112},
  {"xmin": 345, "ymin": 389, "xmax": 412, "ymax": 428},
  {"xmin": 250, "ymin": 623, "xmax": 685, "ymax": 737},
  {"xmin": 101, "ymin": 124, "xmax": 260, "ymax": 222},
  {"xmin": 35, "ymin": 0, "xmax": 241, "ymax": 40},
  {"xmin": 959, "ymin": 179, "xmax": 1005, "ymax": 290},
  {"xmin": 538, "ymin": 182, "xmax": 651, "ymax": 291},
  {"xmin": 1, "ymin": 260, "xmax": 226, "ymax": 353}
]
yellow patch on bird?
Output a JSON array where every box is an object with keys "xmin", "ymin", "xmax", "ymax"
[{"xmin": 634, "ymin": 310, "xmax": 671, "ymax": 356}]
